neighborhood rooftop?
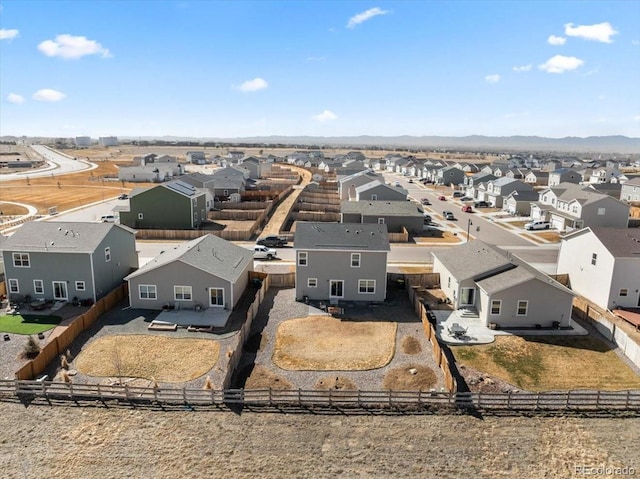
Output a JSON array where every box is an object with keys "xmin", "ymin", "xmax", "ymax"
[
  {"xmin": 125, "ymin": 234, "xmax": 253, "ymax": 283},
  {"xmin": 565, "ymin": 227, "xmax": 640, "ymax": 258},
  {"xmin": 340, "ymin": 200, "xmax": 424, "ymax": 216},
  {"xmin": 294, "ymin": 222, "xmax": 391, "ymax": 251},
  {"xmin": 0, "ymin": 222, "xmax": 134, "ymax": 253}
]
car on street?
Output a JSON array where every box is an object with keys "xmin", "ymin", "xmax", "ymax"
[
  {"xmin": 442, "ymin": 211, "xmax": 455, "ymax": 220},
  {"xmin": 423, "ymin": 214, "xmax": 432, "ymax": 224},
  {"xmin": 118, "ymin": 194, "xmax": 128, "ymax": 200},
  {"xmin": 408, "ymin": 179, "xmax": 414, "ymax": 183},
  {"xmin": 100, "ymin": 215, "xmax": 116, "ymax": 223},
  {"xmin": 460, "ymin": 196, "xmax": 473, "ymax": 202},
  {"xmin": 395, "ymin": 181, "xmax": 401, "ymax": 187},
  {"xmin": 256, "ymin": 235, "xmax": 288, "ymax": 247},
  {"xmin": 438, "ymin": 195, "xmax": 446, "ymax": 201},
  {"xmin": 421, "ymin": 198, "xmax": 431, "ymax": 205},
  {"xmin": 474, "ymin": 201, "xmax": 490, "ymax": 208},
  {"xmin": 524, "ymin": 220, "xmax": 551, "ymax": 231},
  {"xmin": 253, "ymin": 245, "xmax": 278, "ymax": 260},
  {"xmin": 461, "ymin": 205, "xmax": 473, "ymax": 213},
  {"xmin": 452, "ymin": 191, "xmax": 463, "ymax": 198}
]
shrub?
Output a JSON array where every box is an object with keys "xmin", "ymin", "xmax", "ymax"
[{"xmin": 23, "ymin": 336, "xmax": 41, "ymax": 359}]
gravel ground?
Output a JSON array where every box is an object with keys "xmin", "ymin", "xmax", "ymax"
[
  {"xmin": 0, "ymin": 401, "xmax": 639, "ymax": 479},
  {"xmin": 235, "ymin": 287, "xmax": 445, "ymax": 391}
]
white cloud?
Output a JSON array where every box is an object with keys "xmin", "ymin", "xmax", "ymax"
[
  {"xmin": 313, "ymin": 110, "xmax": 338, "ymax": 122},
  {"xmin": 32, "ymin": 89, "xmax": 66, "ymax": 102},
  {"xmin": 347, "ymin": 7, "xmax": 389, "ymax": 29},
  {"xmin": 564, "ymin": 22, "xmax": 618, "ymax": 43},
  {"xmin": 512, "ymin": 64, "xmax": 532, "ymax": 72},
  {"xmin": 0, "ymin": 29, "xmax": 19, "ymax": 40},
  {"xmin": 7, "ymin": 93, "xmax": 25, "ymax": 104},
  {"xmin": 547, "ymin": 35, "xmax": 566, "ymax": 45},
  {"xmin": 538, "ymin": 55, "xmax": 584, "ymax": 73},
  {"xmin": 234, "ymin": 77, "xmax": 268, "ymax": 92},
  {"xmin": 38, "ymin": 34, "xmax": 111, "ymax": 59},
  {"xmin": 484, "ymin": 74, "xmax": 501, "ymax": 84},
  {"xmin": 634, "ymin": 115, "xmax": 640, "ymax": 122}
]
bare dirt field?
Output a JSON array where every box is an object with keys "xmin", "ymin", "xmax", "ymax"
[
  {"xmin": 0, "ymin": 401, "xmax": 638, "ymax": 478},
  {"xmin": 273, "ymin": 316, "xmax": 397, "ymax": 371}
]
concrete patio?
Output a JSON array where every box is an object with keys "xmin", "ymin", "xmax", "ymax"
[
  {"xmin": 431, "ymin": 309, "xmax": 589, "ymax": 345},
  {"xmin": 155, "ymin": 308, "xmax": 231, "ymax": 328}
]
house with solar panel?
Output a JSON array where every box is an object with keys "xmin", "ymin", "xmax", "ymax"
[{"xmin": 118, "ymin": 179, "xmax": 207, "ymax": 230}]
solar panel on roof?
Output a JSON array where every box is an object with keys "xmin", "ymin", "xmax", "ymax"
[{"xmin": 165, "ymin": 180, "xmax": 197, "ymax": 196}]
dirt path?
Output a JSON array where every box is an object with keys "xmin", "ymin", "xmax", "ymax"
[
  {"xmin": 260, "ymin": 165, "xmax": 312, "ymax": 237},
  {"xmin": 0, "ymin": 401, "xmax": 637, "ymax": 478}
]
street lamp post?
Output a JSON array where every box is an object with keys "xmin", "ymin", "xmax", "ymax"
[{"xmin": 467, "ymin": 219, "xmax": 473, "ymax": 242}]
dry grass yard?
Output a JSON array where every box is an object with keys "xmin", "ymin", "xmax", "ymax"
[
  {"xmin": 382, "ymin": 364, "xmax": 438, "ymax": 391},
  {"xmin": 414, "ymin": 230, "xmax": 462, "ymax": 244},
  {"xmin": 537, "ymin": 231, "xmax": 561, "ymax": 242},
  {"xmin": 452, "ymin": 335, "xmax": 640, "ymax": 392},
  {"xmin": 74, "ymin": 335, "xmax": 219, "ymax": 383},
  {"xmin": 314, "ymin": 375, "xmax": 357, "ymax": 390},
  {"xmin": 0, "ymin": 203, "xmax": 29, "ymax": 215},
  {"xmin": 244, "ymin": 365, "xmax": 293, "ymax": 390},
  {"xmin": 400, "ymin": 335, "xmax": 423, "ymax": 355},
  {"xmin": 273, "ymin": 316, "xmax": 397, "ymax": 371}
]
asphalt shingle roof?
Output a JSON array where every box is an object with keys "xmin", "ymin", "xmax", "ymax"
[
  {"xmin": 340, "ymin": 200, "xmax": 423, "ymax": 217},
  {"xmin": 566, "ymin": 227, "xmax": 640, "ymax": 258},
  {"xmin": 0, "ymin": 222, "xmax": 134, "ymax": 254},
  {"xmin": 294, "ymin": 223, "xmax": 390, "ymax": 251},
  {"xmin": 125, "ymin": 234, "xmax": 253, "ymax": 283}
]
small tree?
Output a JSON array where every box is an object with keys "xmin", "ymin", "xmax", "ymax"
[{"xmin": 24, "ymin": 336, "xmax": 41, "ymax": 359}]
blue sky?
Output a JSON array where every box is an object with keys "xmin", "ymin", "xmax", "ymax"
[{"xmin": 1, "ymin": 1, "xmax": 639, "ymax": 138}]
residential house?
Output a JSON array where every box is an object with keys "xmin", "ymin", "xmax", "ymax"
[
  {"xmin": 239, "ymin": 157, "xmax": 262, "ymax": 179},
  {"xmin": 463, "ymin": 172, "xmax": 497, "ymax": 198},
  {"xmin": 294, "ymin": 223, "xmax": 390, "ymax": 303},
  {"xmin": 531, "ymin": 183, "xmax": 630, "ymax": 231},
  {"xmin": 118, "ymin": 159, "xmax": 185, "ymax": 183},
  {"xmin": 186, "ymin": 151, "xmax": 207, "ymax": 165},
  {"xmin": 435, "ymin": 166, "xmax": 465, "ymax": 186},
  {"xmin": 557, "ymin": 227, "xmax": 640, "ymax": 310},
  {"xmin": 226, "ymin": 151, "xmax": 244, "ymax": 162},
  {"xmin": 119, "ymin": 180, "xmax": 207, "ymax": 230},
  {"xmin": 589, "ymin": 166, "xmax": 624, "ymax": 184},
  {"xmin": 548, "ymin": 168, "xmax": 581, "ymax": 186},
  {"xmin": 0, "ymin": 222, "xmax": 138, "ymax": 304},
  {"xmin": 179, "ymin": 172, "xmax": 216, "ymax": 210},
  {"xmin": 484, "ymin": 178, "xmax": 533, "ymax": 208},
  {"xmin": 432, "ymin": 241, "xmax": 574, "ymax": 328},
  {"xmin": 355, "ymin": 180, "xmax": 408, "ymax": 202},
  {"xmin": 502, "ymin": 190, "xmax": 540, "ymax": 216},
  {"xmin": 524, "ymin": 170, "xmax": 549, "ymax": 186},
  {"xmin": 340, "ymin": 200, "xmax": 424, "ymax": 234},
  {"xmin": 338, "ymin": 170, "xmax": 379, "ymax": 200},
  {"xmin": 620, "ymin": 177, "xmax": 640, "ymax": 202},
  {"xmin": 125, "ymin": 234, "xmax": 253, "ymax": 311}
]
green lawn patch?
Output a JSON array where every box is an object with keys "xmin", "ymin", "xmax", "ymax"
[
  {"xmin": 0, "ymin": 314, "xmax": 63, "ymax": 335},
  {"xmin": 452, "ymin": 335, "xmax": 640, "ymax": 391}
]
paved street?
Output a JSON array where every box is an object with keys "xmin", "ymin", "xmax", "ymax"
[{"xmin": 0, "ymin": 145, "xmax": 96, "ymax": 182}]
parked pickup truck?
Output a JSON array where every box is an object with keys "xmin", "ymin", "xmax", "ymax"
[
  {"xmin": 524, "ymin": 220, "xmax": 551, "ymax": 231},
  {"xmin": 253, "ymin": 245, "xmax": 277, "ymax": 260},
  {"xmin": 256, "ymin": 235, "xmax": 288, "ymax": 247}
]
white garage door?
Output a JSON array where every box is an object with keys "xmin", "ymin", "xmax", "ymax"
[{"xmin": 551, "ymin": 217, "xmax": 564, "ymax": 231}]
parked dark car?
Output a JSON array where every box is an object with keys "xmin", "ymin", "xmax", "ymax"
[
  {"xmin": 118, "ymin": 194, "xmax": 128, "ymax": 200},
  {"xmin": 438, "ymin": 195, "xmax": 446, "ymax": 201},
  {"xmin": 443, "ymin": 211, "xmax": 455, "ymax": 220},
  {"xmin": 256, "ymin": 235, "xmax": 288, "ymax": 247},
  {"xmin": 474, "ymin": 201, "xmax": 490, "ymax": 208},
  {"xmin": 460, "ymin": 196, "xmax": 473, "ymax": 201}
]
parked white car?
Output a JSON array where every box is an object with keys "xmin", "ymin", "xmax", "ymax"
[
  {"xmin": 524, "ymin": 220, "xmax": 551, "ymax": 231},
  {"xmin": 253, "ymin": 245, "xmax": 277, "ymax": 260}
]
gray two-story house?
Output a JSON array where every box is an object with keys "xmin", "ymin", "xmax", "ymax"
[
  {"xmin": 354, "ymin": 180, "xmax": 408, "ymax": 201},
  {"xmin": 484, "ymin": 178, "xmax": 533, "ymax": 208},
  {"xmin": 340, "ymin": 201, "xmax": 424, "ymax": 234},
  {"xmin": 294, "ymin": 223, "xmax": 390, "ymax": 303},
  {"xmin": 0, "ymin": 222, "xmax": 138, "ymax": 304}
]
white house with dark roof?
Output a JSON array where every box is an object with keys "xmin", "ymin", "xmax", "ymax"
[
  {"xmin": 1, "ymin": 222, "xmax": 138, "ymax": 304},
  {"xmin": 354, "ymin": 180, "xmax": 408, "ymax": 201},
  {"xmin": 294, "ymin": 223, "xmax": 390, "ymax": 303},
  {"xmin": 432, "ymin": 240, "xmax": 574, "ymax": 328},
  {"xmin": 557, "ymin": 227, "xmax": 640, "ymax": 310},
  {"xmin": 125, "ymin": 234, "xmax": 253, "ymax": 312},
  {"xmin": 621, "ymin": 177, "xmax": 640, "ymax": 202},
  {"xmin": 484, "ymin": 178, "xmax": 533, "ymax": 208}
]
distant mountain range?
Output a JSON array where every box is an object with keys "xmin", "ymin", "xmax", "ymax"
[{"xmin": 3, "ymin": 134, "xmax": 639, "ymax": 154}]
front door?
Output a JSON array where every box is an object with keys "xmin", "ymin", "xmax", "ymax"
[
  {"xmin": 209, "ymin": 288, "xmax": 224, "ymax": 308},
  {"xmin": 460, "ymin": 287, "xmax": 475, "ymax": 306},
  {"xmin": 52, "ymin": 281, "xmax": 68, "ymax": 301},
  {"xmin": 329, "ymin": 280, "xmax": 344, "ymax": 299}
]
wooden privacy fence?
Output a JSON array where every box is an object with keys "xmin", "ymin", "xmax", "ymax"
[
  {"xmin": 294, "ymin": 203, "xmax": 341, "ymax": 213},
  {"xmin": 388, "ymin": 227, "xmax": 409, "ymax": 243},
  {"xmin": 209, "ymin": 210, "xmax": 263, "ymax": 220},
  {"xmin": 219, "ymin": 201, "xmax": 271, "ymax": 210},
  {"xmin": 15, "ymin": 284, "xmax": 128, "ymax": 380},
  {"xmin": 292, "ymin": 212, "xmax": 341, "ymax": 222},
  {"xmin": 135, "ymin": 228, "xmax": 257, "ymax": 241},
  {"xmin": 2, "ymin": 381, "xmax": 639, "ymax": 413}
]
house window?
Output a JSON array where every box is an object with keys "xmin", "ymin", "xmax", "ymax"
[
  {"xmin": 516, "ymin": 300, "xmax": 528, "ymax": 316},
  {"xmin": 138, "ymin": 213, "xmax": 144, "ymax": 220},
  {"xmin": 139, "ymin": 285, "xmax": 157, "ymax": 300},
  {"xmin": 75, "ymin": 281, "xmax": 86, "ymax": 291},
  {"xmin": 371, "ymin": 194, "xmax": 377, "ymax": 200},
  {"xmin": 378, "ymin": 218, "xmax": 385, "ymax": 224},
  {"xmin": 223, "ymin": 189, "xmax": 229, "ymax": 196},
  {"xmin": 447, "ymin": 277, "xmax": 451, "ymax": 288},
  {"xmin": 597, "ymin": 208, "xmax": 606, "ymax": 216},
  {"xmin": 620, "ymin": 289, "xmax": 628, "ymax": 297},
  {"xmin": 351, "ymin": 253, "xmax": 361, "ymax": 268},
  {"xmin": 209, "ymin": 288, "xmax": 224, "ymax": 306},
  {"xmin": 105, "ymin": 247, "xmax": 111, "ymax": 262},
  {"xmin": 12, "ymin": 253, "xmax": 30, "ymax": 267},
  {"xmin": 174, "ymin": 286, "xmax": 192, "ymax": 301},
  {"xmin": 8, "ymin": 279, "xmax": 19, "ymax": 294},
  {"xmin": 490, "ymin": 300, "xmax": 501, "ymax": 315},
  {"xmin": 297, "ymin": 251, "xmax": 308, "ymax": 266},
  {"xmin": 307, "ymin": 278, "xmax": 317, "ymax": 288},
  {"xmin": 591, "ymin": 253, "xmax": 597, "ymax": 266},
  {"xmin": 572, "ymin": 205, "xmax": 578, "ymax": 214},
  {"xmin": 34, "ymin": 280, "xmax": 44, "ymax": 295},
  {"xmin": 358, "ymin": 280, "xmax": 376, "ymax": 294}
]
